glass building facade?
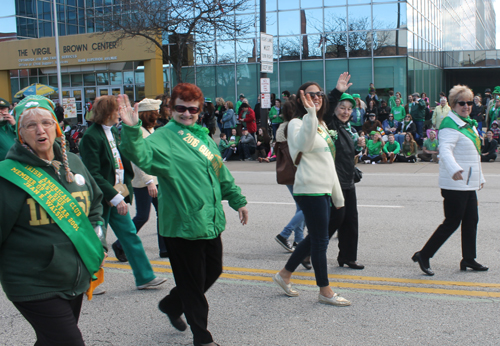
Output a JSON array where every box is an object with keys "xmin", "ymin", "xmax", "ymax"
[{"xmin": 2, "ymin": 0, "xmax": 498, "ymax": 112}]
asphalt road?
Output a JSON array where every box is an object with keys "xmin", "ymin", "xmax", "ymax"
[{"xmin": 1, "ymin": 160, "xmax": 500, "ymax": 346}]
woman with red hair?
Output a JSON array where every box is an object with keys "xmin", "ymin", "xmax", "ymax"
[{"xmin": 118, "ymin": 83, "xmax": 249, "ymax": 346}]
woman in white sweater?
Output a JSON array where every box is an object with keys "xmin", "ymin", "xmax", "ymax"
[
  {"xmin": 130, "ymin": 99, "xmax": 168, "ymax": 257},
  {"xmin": 273, "ymin": 82, "xmax": 350, "ymax": 306},
  {"xmin": 412, "ymin": 85, "xmax": 487, "ymax": 276}
]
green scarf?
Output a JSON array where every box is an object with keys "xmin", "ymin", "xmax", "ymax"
[
  {"xmin": 440, "ymin": 112, "xmax": 481, "ymax": 154},
  {"xmin": 170, "ymin": 119, "xmax": 210, "ymax": 145}
]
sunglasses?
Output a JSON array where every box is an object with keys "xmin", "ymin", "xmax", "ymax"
[
  {"xmin": 174, "ymin": 105, "xmax": 200, "ymax": 114},
  {"xmin": 306, "ymin": 91, "xmax": 325, "ymax": 98},
  {"xmin": 457, "ymin": 101, "xmax": 473, "ymax": 106}
]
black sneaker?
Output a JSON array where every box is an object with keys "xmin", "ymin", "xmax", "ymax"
[
  {"xmin": 275, "ymin": 234, "xmax": 294, "ymax": 253},
  {"xmin": 112, "ymin": 242, "xmax": 128, "ymax": 262}
]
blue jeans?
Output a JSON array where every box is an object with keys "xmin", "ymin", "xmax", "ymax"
[
  {"xmin": 279, "ymin": 185, "xmax": 305, "ymax": 243},
  {"xmin": 132, "ymin": 186, "xmax": 167, "ymax": 255},
  {"xmin": 285, "ymin": 195, "xmax": 331, "ymax": 287},
  {"xmin": 415, "ymin": 120, "xmax": 424, "ymax": 140},
  {"xmin": 394, "ymin": 133, "xmax": 405, "ymax": 146},
  {"xmin": 272, "ymin": 123, "xmax": 281, "ymax": 140}
]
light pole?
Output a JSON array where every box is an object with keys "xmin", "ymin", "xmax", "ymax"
[
  {"xmin": 51, "ymin": 0, "xmax": 63, "ymax": 107},
  {"xmin": 260, "ymin": 0, "xmax": 269, "ymax": 132}
]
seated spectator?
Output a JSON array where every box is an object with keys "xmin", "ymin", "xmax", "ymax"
[
  {"xmin": 395, "ymin": 114, "xmax": 417, "ymax": 146},
  {"xmin": 256, "ymin": 127, "xmax": 271, "ymax": 158},
  {"xmin": 365, "ymin": 99, "xmax": 378, "ymax": 118},
  {"xmin": 378, "ymin": 99, "xmax": 391, "ymax": 123},
  {"xmin": 361, "ymin": 113, "xmax": 383, "ymax": 136},
  {"xmin": 228, "ymin": 127, "xmax": 240, "ymax": 157},
  {"xmin": 390, "ymin": 97, "xmax": 406, "ymax": 122},
  {"xmin": 361, "ymin": 131, "xmax": 386, "ymax": 164},
  {"xmin": 238, "ymin": 127, "xmax": 256, "ymax": 160},
  {"xmin": 396, "ymin": 133, "xmax": 418, "ymax": 163},
  {"xmin": 490, "ymin": 120, "xmax": 500, "ymax": 140},
  {"xmin": 383, "ymin": 133, "xmax": 400, "ymax": 163},
  {"xmin": 258, "ymin": 141, "xmax": 277, "ymax": 162},
  {"xmin": 382, "ymin": 114, "xmax": 399, "ymax": 135},
  {"xmin": 218, "ymin": 133, "xmax": 233, "ymax": 162},
  {"xmin": 481, "ymin": 130, "xmax": 498, "ymax": 162},
  {"xmin": 418, "ymin": 130, "xmax": 439, "ymax": 162}
]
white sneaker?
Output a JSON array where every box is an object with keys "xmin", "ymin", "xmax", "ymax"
[
  {"xmin": 92, "ymin": 286, "xmax": 106, "ymax": 295},
  {"xmin": 371, "ymin": 162, "xmax": 376, "ymax": 164},
  {"xmin": 318, "ymin": 293, "xmax": 351, "ymax": 306},
  {"xmin": 223, "ymin": 158, "xmax": 227, "ymax": 162},
  {"xmin": 137, "ymin": 277, "xmax": 167, "ymax": 290},
  {"xmin": 364, "ymin": 160, "xmax": 370, "ymax": 164}
]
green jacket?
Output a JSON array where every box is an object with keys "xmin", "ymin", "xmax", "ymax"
[
  {"xmin": 410, "ymin": 99, "xmax": 426, "ymax": 121},
  {"xmin": 0, "ymin": 122, "xmax": 16, "ymax": 161},
  {"xmin": 235, "ymin": 100, "xmax": 243, "ymax": 115},
  {"xmin": 388, "ymin": 96, "xmax": 397, "ymax": 110},
  {"xmin": 269, "ymin": 106, "xmax": 283, "ymax": 124},
  {"xmin": 218, "ymin": 139, "xmax": 231, "ymax": 153},
  {"xmin": 120, "ymin": 121, "xmax": 247, "ymax": 240},
  {"xmin": 383, "ymin": 141, "xmax": 401, "ymax": 154},
  {"xmin": 79, "ymin": 123, "xmax": 134, "ymax": 217},
  {"xmin": 366, "ymin": 140, "xmax": 383, "ymax": 155},
  {"xmin": 0, "ymin": 141, "xmax": 104, "ymax": 302}
]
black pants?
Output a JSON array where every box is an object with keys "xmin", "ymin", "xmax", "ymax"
[
  {"xmin": 420, "ymin": 189, "xmax": 478, "ymax": 259},
  {"xmin": 160, "ymin": 236, "xmax": 223, "ymax": 345},
  {"xmin": 396, "ymin": 154, "xmax": 416, "ymax": 162},
  {"xmin": 13, "ymin": 295, "xmax": 85, "ymax": 346},
  {"xmin": 329, "ymin": 187, "xmax": 359, "ymax": 261},
  {"xmin": 238, "ymin": 143, "xmax": 255, "ymax": 159},
  {"xmin": 481, "ymin": 153, "xmax": 496, "ymax": 162}
]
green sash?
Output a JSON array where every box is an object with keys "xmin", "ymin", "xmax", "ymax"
[
  {"xmin": 167, "ymin": 122, "xmax": 223, "ymax": 179},
  {"xmin": 317, "ymin": 125, "xmax": 336, "ymax": 160},
  {"xmin": 439, "ymin": 115, "xmax": 481, "ymax": 154},
  {"xmin": 0, "ymin": 160, "xmax": 104, "ymax": 279}
]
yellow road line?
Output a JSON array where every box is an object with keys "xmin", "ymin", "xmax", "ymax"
[
  {"xmin": 104, "ymin": 261, "xmax": 500, "ymax": 298},
  {"xmin": 146, "ymin": 259, "xmax": 500, "ymax": 289}
]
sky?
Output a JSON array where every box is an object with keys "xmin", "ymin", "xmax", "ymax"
[{"xmin": 1, "ymin": 0, "xmax": 500, "ymax": 48}]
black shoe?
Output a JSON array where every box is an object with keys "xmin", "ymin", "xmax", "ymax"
[
  {"xmin": 292, "ymin": 242, "xmax": 298, "ymax": 250},
  {"xmin": 112, "ymin": 242, "xmax": 128, "ymax": 262},
  {"xmin": 158, "ymin": 301, "xmax": 187, "ymax": 332},
  {"xmin": 301, "ymin": 256, "xmax": 312, "ymax": 270},
  {"xmin": 275, "ymin": 234, "xmax": 294, "ymax": 253},
  {"xmin": 460, "ymin": 259, "xmax": 488, "ymax": 271},
  {"xmin": 159, "ymin": 252, "xmax": 169, "ymax": 258},
  {"xmin": 338, "ymin": 258, "xmax": 365, "ymax": 270},
  {"xmin": 412, "ymin": 252, "xmax": 434, "ymax": 276}
]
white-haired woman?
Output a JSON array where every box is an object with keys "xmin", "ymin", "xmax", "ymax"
[
  {"xmin": 0, "ymin": 95, "xmax": 106, "ymax": 345},
  {"xmin": 413, "ymin": 85, "xmax": 487, "ymax": 276}
]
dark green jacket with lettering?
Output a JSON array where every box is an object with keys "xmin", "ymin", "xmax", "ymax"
[
  {"xmin": 79, "ymin": 123, "xmax": 134, "ymax": 217},
  {"xmin": 0, "ymin": 141, "xmax": 104, "ymax": 302}
]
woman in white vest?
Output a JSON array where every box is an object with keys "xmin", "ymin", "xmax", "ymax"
[{"xmin": 412, "ymin": 85, "xmax": 487, "ymax": 276}]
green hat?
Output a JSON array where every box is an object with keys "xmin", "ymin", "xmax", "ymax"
[
  {"xmin": 0, "ymin": 98, "xmax": 10, "ymax": 108},
  {"xmin": 13, "ymin": 95, "xmax": 63, "ymax": 143},
  {"xmin": 205, "ymin": 97, "xmax": 212, "ymax": 103},
  {"xmin": 352, "ymin": 94, "xmax": 360, "ymax": 99},
  {"xmin": 492, "ymin": 86, "xmax": 500, "ymax": 95},
  {"xmin": 339, "ymin": 93, "xmax": 355, "ymax": 107},
  {"xmin": 370, "ymin": 130, "xmax": 379, "ymax": 135}
]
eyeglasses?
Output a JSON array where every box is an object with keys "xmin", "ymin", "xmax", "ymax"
[
  {"xmin": 174, "ymin": 105, "xmax": 200, "ymax": 114},
  {"xmin": 306, "ymin": 91, "xmax": 325, "ymax": 98},
  {"xmin": 457, "ymin": 101, "xmax": 473, "ymax": 106},
  {"xmin": 22, "ymin": 119, "xmax": 55, "ymax": 131}
]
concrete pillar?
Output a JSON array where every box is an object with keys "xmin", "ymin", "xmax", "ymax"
[
  {"xmin": 144, "ymin": 42, "xmax": 164, "ymax": 99},
  {"xmin": 0, "ymin": 71, "xmax": 12, "ymax": 102}
]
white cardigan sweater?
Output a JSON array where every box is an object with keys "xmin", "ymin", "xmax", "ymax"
[
  {"xmin": 287, "ymin": 107, "xmax": 344, "ymax": 208},
  {"xmin": 438, "ymin": 111, "xmax": 485, "ymax": 191}
]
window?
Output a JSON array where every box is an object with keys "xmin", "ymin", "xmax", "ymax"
[
  {"xmin": 279, "ymin": 11, "xmax": 300, "ymax": 35},
  {"xmin": 71, "ymin": 74, "xmax": 83, "ymax": 87},
  {"xmin": 348, "ymin": 31, "xmax": 371, "ymax": 57}
]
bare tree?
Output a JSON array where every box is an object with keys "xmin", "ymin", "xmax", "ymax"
[{"xmin": 92, "ymin": 0, "xmax": 253, "ymax": 83}]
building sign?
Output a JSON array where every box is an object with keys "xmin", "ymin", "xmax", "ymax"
[
  {"xmin": 0, "ymin": 32, "xmax": 159, "ymax": 71},
  {"xmin": 261, "ymin": 62, "xmax": 273, "ymax": 73},
  {"xmin": 261, "ymin": 93, "xmax": 271, "ymax": 109},
  {"xmin": 63, "ymin": 98, "xmax": 77, "ymax": 119}
]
